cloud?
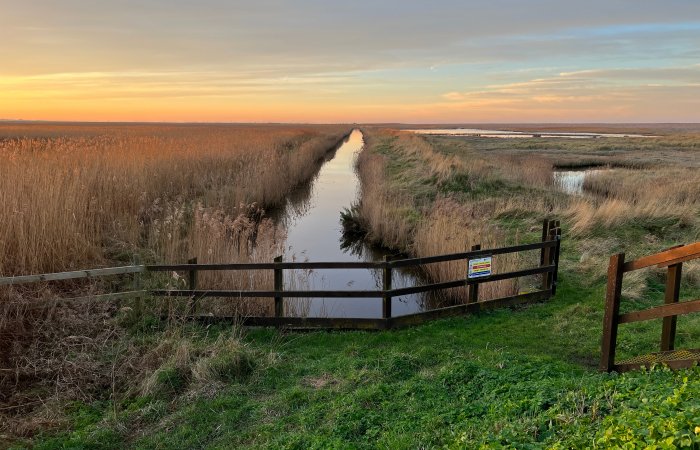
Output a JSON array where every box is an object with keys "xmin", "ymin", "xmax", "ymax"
[{"xmin": 1, "ymin": 1, "xmax": 700, "ymax": 121}]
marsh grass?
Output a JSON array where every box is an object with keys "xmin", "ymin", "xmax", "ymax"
[
  {"xmin": 0, "ymin": 124, "xmax": 347, "ymax": 276},
  {"xmin": 0, "ymin": 123, "xmax": 348, "ymax": 440},
  {"xmin": 356, "ymin": 130, "xmax": 524, "ymax": 302},
  {"xmin": 355, "ymin": 127, "xmax": 700, "ymax": 303}
]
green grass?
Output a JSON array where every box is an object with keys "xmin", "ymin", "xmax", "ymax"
[
  {"xmin": 21, "ymin": 263, "xmax": 700, "ymax": 448},
  {"xmin": 15, "ymin": 131, "xmax": 700, "ymax": 449}
]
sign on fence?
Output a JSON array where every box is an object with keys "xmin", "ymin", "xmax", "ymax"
[{"xmin": 468, "ymin": 256, "xmax": 492, "ymax": 279}]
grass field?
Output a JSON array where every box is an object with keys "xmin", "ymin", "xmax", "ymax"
[{"xmin": 3, "ymin": 124, "xmax": 700, "ymax": 448}]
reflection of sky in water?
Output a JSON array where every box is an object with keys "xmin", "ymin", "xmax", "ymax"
[
  {"xmin": 408, "ymin": 128, "xmax": 654, "ymax": 139},
  {"xmin": 554, "ymin": 169, "xmax": 608, "ymax": 195},
  {"xmin": 280, "ymin": 130, "xmax": 442, "ymax": 318}
]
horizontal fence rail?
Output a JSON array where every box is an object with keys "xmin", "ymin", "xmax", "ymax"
[
  {"xmin": 0, "ymin": 265, "xmax": 145, "ymax": 286},
  {"xmin": 145, "ymin": 240, "xmax": 558, "ymax": 273},
  {"xmin": 1, "ymin": 219, "xmax": 562, "ymax": 331},
  {"xmin": 601, "ymin": 241, "xmax": 700, "ymax": 372}
]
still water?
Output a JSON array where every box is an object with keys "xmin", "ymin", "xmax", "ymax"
[
  {"xmin": 276, "ymin": 130, "xmax": 439, "ymax": 318},
  {"xmin": 553, "ymin": 169, "xmax": 608, "ymax": 195}
]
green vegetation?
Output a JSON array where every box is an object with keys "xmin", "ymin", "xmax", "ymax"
[{"xmin": 20, "ymin": 273, "xmax": 700, "ymax": 448}]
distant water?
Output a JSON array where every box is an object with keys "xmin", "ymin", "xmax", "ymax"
[{"xmin": 407, "ymin": 128, "xmax": 655, "ymax": 139}]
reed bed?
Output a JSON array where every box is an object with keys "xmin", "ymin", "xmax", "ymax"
[{"xmin": 0, "ymin": 124, "xmax": 348, "ymax": 276}]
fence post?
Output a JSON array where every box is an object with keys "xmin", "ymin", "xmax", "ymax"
[
  {"xmin": 540, "ymin": 219, "xmax": 550, "ymax": 267},
  {"xmin": 274, "ymin": 256, "xmax": 284, "ymax": 318},
  {"xmin": 661, "ymin": 262, "xmax": 683, "ymax": 351},
  {"xmin": 551, "ymin": 224, "xmax": 562, "ymax": 296},
  {"xmin": 541, "ymin": 220, "xmax": 554, "ymax": 290},
  {"xmin": 600, "ymin": 252, "xmax": 625, "ymax": 372},
  {"xmin": 382, "ymin": 256, "xmax": 392, "ymax": 320},
  {"xmin": 468, "ymin": 244, "xmax": 481, "ymax": 304},
  {"xmin": 133, "ymin": 256, "xmax": 143, "ymax": 316},
  {"xmin": 187, "ymin": 257, "xmax": 198, "ymax": 316}
]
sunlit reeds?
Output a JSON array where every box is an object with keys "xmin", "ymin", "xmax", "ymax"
[{"xmin": 0, "ymin": 124, "xmax": 347, "ymax": 276}]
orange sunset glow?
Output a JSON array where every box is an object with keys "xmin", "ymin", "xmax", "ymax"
[{"xmin": 2, "ymin": 2, "xmax": 700, "ymax": 122}]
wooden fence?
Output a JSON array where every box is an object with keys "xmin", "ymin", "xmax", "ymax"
[
  {"xmin": 600, "ymin": 241, "xmax": 700, "ymax": 372},
  {"xmin": 1, "ymin": 220, "xmax": 561, "ymax": 331}
]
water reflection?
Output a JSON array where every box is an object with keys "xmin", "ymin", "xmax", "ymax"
[
  {"xmin": 408, "ymin": 128, "xmax": 655, "ymax": 139},
  {"xmin": 554, "ymin": 169, "xmax": 609, "ymax": 195},
  {"xmin": 274, "ymin": 129, "xmax": 445, "ymax": 318}
]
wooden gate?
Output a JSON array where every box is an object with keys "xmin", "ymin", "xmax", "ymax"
[{"xmin": 600, "ymin": 242, "xmax": 700, "ymax": 372}]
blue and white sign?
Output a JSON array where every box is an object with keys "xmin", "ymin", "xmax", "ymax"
[{"xmin": 468, "ymin": 256, "xmax": 492, "ymax": 279}]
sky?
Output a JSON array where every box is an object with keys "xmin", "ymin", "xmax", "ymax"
[{"xmin": 1, "ymin": 0, "xmax": 699, "ymax": 123}]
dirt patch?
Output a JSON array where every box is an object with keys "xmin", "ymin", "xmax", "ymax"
[{"xmin": 302, "ymin": 373, "xmax": 339, "ymax": 390}]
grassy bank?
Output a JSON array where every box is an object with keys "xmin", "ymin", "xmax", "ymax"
[{"xmin": 16, "ymin": 273, "xmax": 700, "ymax": 448}]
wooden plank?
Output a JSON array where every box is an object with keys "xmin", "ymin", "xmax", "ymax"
[
  {"xmin": 661, "ymin": 263, "xmax": 682, "ymax": 351},
  {"xmin": 390, "ymin": 279, "xmax": 466, "ymax": 297},
  {"xmin": 148, "ymin": 241, "xmax": 555, "ymax": 272},
  {"xmin": 195, "ymin": 315, "xmax": 388, "ymax": 330},
  {"xmin": 390, "ymin": 304, "xmax": 474, "ymax": 328},
  {"xmin": 187, "ymin": 257, "xmax": 199, "ymax": 316},
  {"xmin": 150, "ymin": 289, "xmax": 384, "ymax": 298},
  {"xmin": 389, "ymin": 289, "xmax": 551, "ymax": 328},
  {"xmin": 657, "ymin": 251, "xmax": 700, "ymax": 269},
  {"xmin": 382, "ymin": 256, "xmax": 392, "ymax": 319},
  {"xmin": 187, "ymin": 289, "xmax": 552, "ymax": 330},
  {"xmin": 619, "ymin": 298, "xmax": 700, "ymax": 324},
  {"xmin": 468, "ymin": 244, "xmax": 481, "ymax": 304},
  {"xmin": 389, "ymin": 240, "xmax": 556, "ymax": 269},
  {"xmin": 541, "ymin": 230, "xmax": 553, "ymax": 290},
  {"xmin": 623, "ymin": 242, "xmax": 700, "ymax": 272},
  {"xmin": 467, "ymin": 265, "xmax": 555, "ymax": 284},
  {"xmin": 147, "ymin": 261, "xmax": 385, "ymax": 271},
  {"xmin": 478, "ymin": 289, "xmax": 551, "ymax": 311},
  {"xmin": 0, "ymin": 265, "xmax": 145, "ymax": 286},
  {"xmin": 274, "ymin": 256, "xmax": 284, "ymax": 318},
  {"xmin": 600, "ymin": 253, "xmax": 625, "ymax": 372},
  {"xmin": 539, "ymin": 219, "xmax": 550, "ymax": 267},
  {"xmin": 60, "ymin": 290, "xmax": 147, "ymax": 302},
  {"xmin": 551, "ymin": 231, "xmax": 562, "ymax": 296}
]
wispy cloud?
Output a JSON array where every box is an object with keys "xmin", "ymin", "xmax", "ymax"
[{"xmin": 1, "ymin": 1, "xmax": 699, "ymax": 121}]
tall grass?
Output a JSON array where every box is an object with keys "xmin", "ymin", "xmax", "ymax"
[{"xmin": 0, "ymin": 124, "xmax": 348, "ymax": 276}]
